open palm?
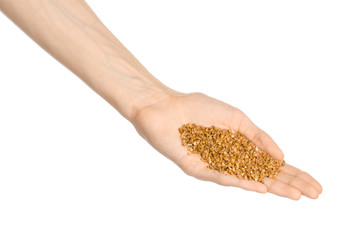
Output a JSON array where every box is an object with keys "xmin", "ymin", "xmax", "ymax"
[{"xmin": 132, "ymin": 92, "xmax": 322, "ymax": 200}]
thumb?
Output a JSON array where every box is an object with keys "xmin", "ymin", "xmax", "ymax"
[
  {"xmin": 251, "ymin": 129, "xmax": 284, "ymax": 161},
  {"xmin": 232, "ymin": 110, "xmax": 284, "ymax": 161}
]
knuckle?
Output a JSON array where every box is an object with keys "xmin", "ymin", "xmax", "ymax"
[{"xmin": 252, "ymin": 129, "xmax": 266, "ymax": 147}]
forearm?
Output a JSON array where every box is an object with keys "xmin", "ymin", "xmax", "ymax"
[{"xmin": 0, "ymin": 0, "xmax": 173, "ymax": 120}]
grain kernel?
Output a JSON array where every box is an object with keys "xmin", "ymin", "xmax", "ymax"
[{"xmin": 179, "ymin": 123, "xmax": 285, "ymax": 183}]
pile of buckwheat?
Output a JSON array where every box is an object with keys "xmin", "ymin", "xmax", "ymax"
[{"xmin": 179, "ymin": 123, "xmax": 285, "ymax": 183}]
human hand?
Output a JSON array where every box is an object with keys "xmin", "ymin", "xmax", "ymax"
[
  {"xmin": 132, "ymin": 92, "xmax": 322, "ymax": 200},
  {"xmin": 0, "ymin": 0, "xmax": 321, "ymax": 200}
]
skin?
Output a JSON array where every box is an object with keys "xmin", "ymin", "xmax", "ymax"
[{"xmin": 0, "ymin": 0, "xmax": 322, "ymax": 200}]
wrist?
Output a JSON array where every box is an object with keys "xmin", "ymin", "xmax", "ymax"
[
  {"xmin": 78, "ymin": 45, "xmax": 175, "ymax": 121},
  {"xmin": 114, "ymin": 76, "xmax": 178, "ymax": 122}
]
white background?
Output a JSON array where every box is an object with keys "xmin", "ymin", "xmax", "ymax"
[{"xmin": 1, "ymin": 0, "xmax": 361, "ymax": 239}]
